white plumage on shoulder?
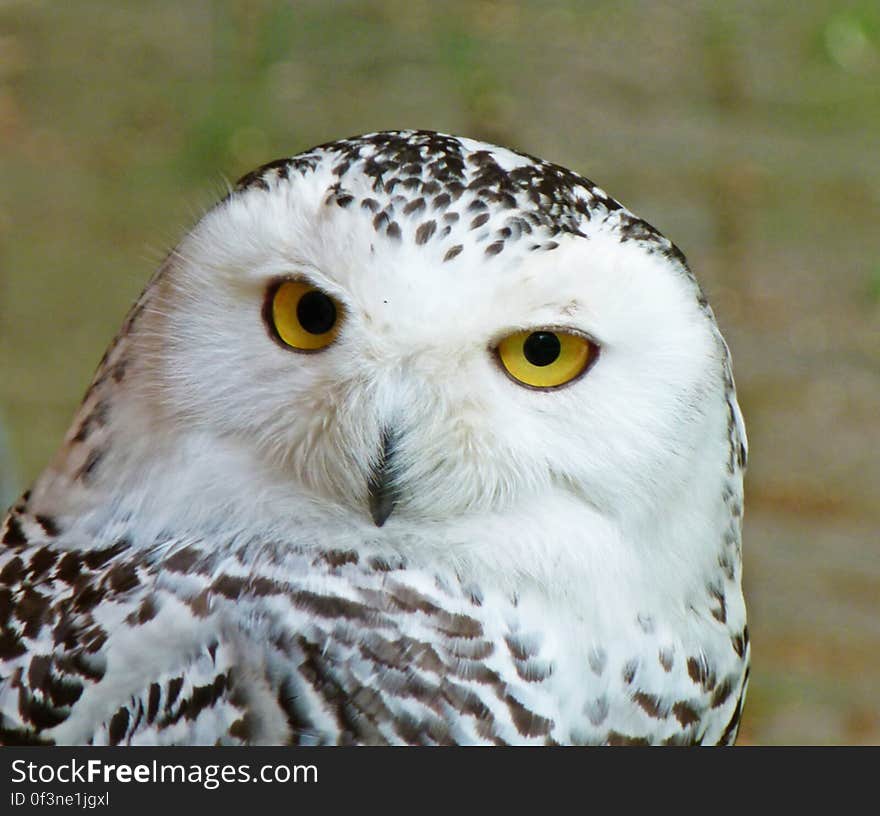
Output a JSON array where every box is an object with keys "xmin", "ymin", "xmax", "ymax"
[{"xmin": 0, "ymin": 131, "xmax": 748, "ymax": 745}]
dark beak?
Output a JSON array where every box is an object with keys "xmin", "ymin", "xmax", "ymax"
[{"xmin": 367, "ymin": 429, "xmax": 398, "ymax": 527}]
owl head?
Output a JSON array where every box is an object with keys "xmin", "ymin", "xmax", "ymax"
[{"xmin": 96, "ymin": 131, "xmax": 741, "ymax": 559}]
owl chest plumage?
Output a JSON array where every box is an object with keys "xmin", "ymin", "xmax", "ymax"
[
  {"xmin": 196, "ymin": 542, "xmax": 747, "ymax": 746},
  {"xmin": 1, "ymin": 500, "xmax": 747, "ymax": 746}
]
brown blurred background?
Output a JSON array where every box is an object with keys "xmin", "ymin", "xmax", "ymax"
[{"xmin": 1, "ymin": 1, "xmax": 878, "ymax": 744}]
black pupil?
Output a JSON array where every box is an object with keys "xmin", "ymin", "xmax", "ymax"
[
  {"xmin": 523, "ymin": 332, "xmax": 561, "ymax": 367},
  {"xmin": 297, "ymin": 290, "xmax": 337, "ymax": 334}
]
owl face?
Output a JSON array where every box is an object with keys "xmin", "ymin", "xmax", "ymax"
[{"xmin": 140, "ymin": 132, "xmax": 728, "ymax": 534}]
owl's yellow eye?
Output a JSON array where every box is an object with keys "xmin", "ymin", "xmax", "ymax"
[
  {"xmin": 267, "ymin": 280, "xmax": 343, "ymax": 351},
  {"xmin": 496, "ymin": 329, "xmax": 596, "ymax": 389}
]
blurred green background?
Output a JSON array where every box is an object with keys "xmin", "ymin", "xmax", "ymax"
[{"xmin": 1, "ymin": 1, "xmax": 878, "ymax": 744}]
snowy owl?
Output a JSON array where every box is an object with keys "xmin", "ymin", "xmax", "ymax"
[{"xmin": 0, "ymin": 130, "xmax": 748, "ymax": 745}]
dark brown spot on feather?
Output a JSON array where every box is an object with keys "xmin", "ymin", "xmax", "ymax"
[
  {"xmin": 28, "ymin": 547, "xmax": 58, "ymax": 579},
  {"xmin": 215, "ymin": 574, "xmax": 277, "ymax": 599},
  {"xmin": 43, "ymin": 671, "xmax": 83, "ymax": 709},
  {"xmin": 687, "ymin": 656, "xmax": 716, "ymax": 691},
  {"xmin": 24, "ymin": 657, "xmax": 46, "ymax": 690},
  {"xmin": 83, "ymin": 541, "xmax": 128, "ymax": 570},
  {"xmin": 435, "ymin": 611, "xmax": 483, "ymax": 639},
  {"xmin": 711, "ymin": 677, "xmax": 734, "ymax": 708},
  {"xmin": 607, "ymin": 731, "xmax": 650, "ymax": 746},
  {"xmin": 0, "ymin": 586, "xmax": 12, "ymax": 624},
  {"xmin": 0, "ymin": 555, "xmax": 24, "ymax": 585},
  {"xmin": 291, "ymin": 590, "xmax": 377, "ymax": 623},
  {"xmin": 3, "ymin": 517, "xmax": 27, "ymax": 548},
  {"xmin": 415, "ymin": 220, "xmax": 436, "ymax": 244},
  {"xmin": 0, "ymin": 725, "xmax": 53, "ymax": 745},
  {"xmin": 18, "ymin": 686, "xmax": 68, "ymax": 730},
  {"xmin": 56, "ymin": 552, "xmax": 83, "ymax": 583},
  {"xmin": 412, "ymin": 643, "xmax": 445, "ymax": 675},
  {"xmin": 163, "ymin": 547, "xmax": 200, "ymax": 574},
  {"xmin": 475, "ymin": 718, "xmax": 505, "ymax": 744},
  {"xmin": 633, "ymin": 692, "xmax": 665, "ymax": 719},
  {"xmin": 35, "ymin": 515, "xmax": 59, "ymax": 537},
  {"xmin": 450, "ymin": 659, "xmax": 503, "ymax": 687},
  {"xmin": 385, "ymin": 583, "xmax": 442, "ymax": 615},
  {"xmin": 504, "ymin": 693, "xmax": 553, "ymax": 738},
  {"xmin": 147, "ymin": 683, "xmax": 161, "ymax": 723},
  {"xmin": 185, "ymin": 674, "xmax": 228, "ymax": 721},
  {"xmin": 129, "ymin": 595, "xmax": 158, "ymax": 625},
  {"xmin": 368, "ymin": 555, "xmax": 397, "ymax": 572},
  {"xmin": 73, "ymin": 585, "xmax": 102, "ymax": 613},
  {"xmin": 0, "ymin": 627, "xmax": 27, "ymax": 659},
  {"xmin": 105, "ymin": 563, "xmax": 139, "ymax": 594},
  {"xmin": 318, "ymin": 549, "xmax": 359, "ymax": 569},
  {"xmin": 504, "ymin": 634, "xmax": 533, "ymax": 662},
  {"xmin": 403, "ymin": 197, "xmax": 425, "ymax": 215},
  {"xmin": 228, "ymin": 718, "xmax": 250, "ymax": 742},
  {"xmin": 709, "ymin": 585, "xmax": 727, "ymax": 623},
  {"xmin": 441, "ymin": 681, "xmax": 493, "ymax": 722},
  {"xmin": 672, "ymin": 701, "xmax": 700, "ymax": 727},
  {"xmin": 16, "ymin": 587, "xmax": 52, "ymax": 636},
  {"xmin": 187, "ymin": 591, "xmax": 211, "ymax": 618},
  {"xmin": 359, "ymin": 634, "xmax": 406, "ymax": 669},
  {"xmin": 108, "ymin": 707, "xmax": 129, "ymax": 745}
]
